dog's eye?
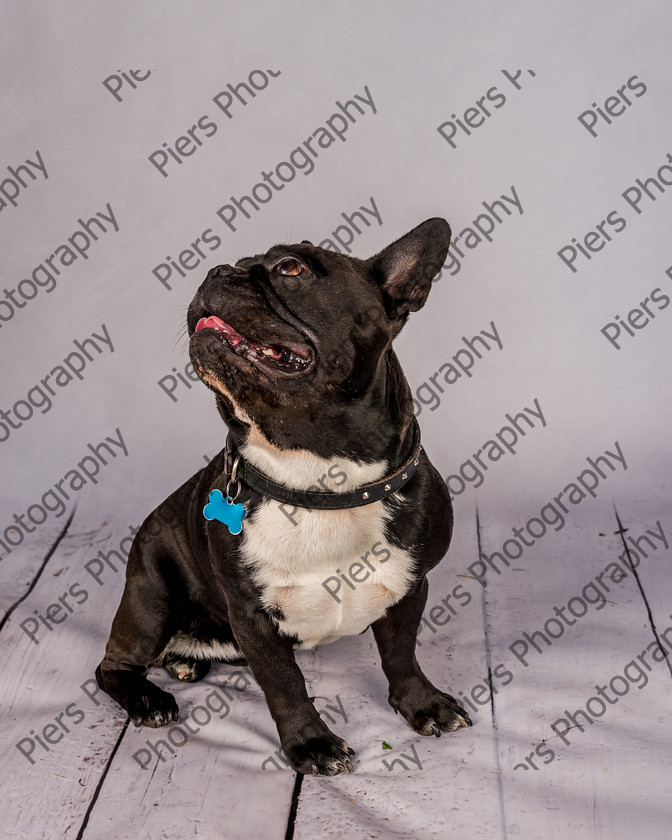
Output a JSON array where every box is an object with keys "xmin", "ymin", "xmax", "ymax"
[{"xmin": 275, "ymin": 258, "xmax": 303, "ymax": 277}]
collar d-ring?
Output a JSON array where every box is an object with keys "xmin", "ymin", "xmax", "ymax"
[{"xmin": 225, "ymin": 453, "xmax": 242, "ymax": 500}]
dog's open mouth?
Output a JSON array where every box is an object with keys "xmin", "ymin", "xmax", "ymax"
[{"xmin": 195, "ymin": 315, "xmax": 313, "ymax": 374}]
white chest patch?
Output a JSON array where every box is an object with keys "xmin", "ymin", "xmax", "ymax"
[{"xmin": 238, "ymin": 440, "xmax": 416, "ymax": 649}]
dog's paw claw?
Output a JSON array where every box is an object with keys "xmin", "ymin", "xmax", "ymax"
[
  {"xmin": 127, "ymin": 686, "xmax": 179, "ymax": 728},
  {"xmin": 285, "ymin": 733, "xmax": 355, "ymax": 776},
  {"xmin": 334, "ymin": 759, "xmax": 353, "ymax": 774},
  {"xmin": 392, "ymin": 684, "xmax": 473, "ymax": 737}
]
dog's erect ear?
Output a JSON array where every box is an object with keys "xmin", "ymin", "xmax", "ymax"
[{"xmin": 367, "ymin": 218, "xmax": 451, "ymax": 319}]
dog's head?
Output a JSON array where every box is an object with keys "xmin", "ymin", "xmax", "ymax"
[{"xmin": 187, "ymin": 218, "xmax": 450, "ymax": 452}]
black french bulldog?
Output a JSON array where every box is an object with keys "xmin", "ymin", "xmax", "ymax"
[{"xmin": 96, "ymin": 219, "xmax": 472, "ymax": 775}]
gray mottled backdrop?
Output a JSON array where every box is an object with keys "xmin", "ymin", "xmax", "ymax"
[{"xmin": 3, "ymin": 3, "xmax": 670, "ymax": 548}]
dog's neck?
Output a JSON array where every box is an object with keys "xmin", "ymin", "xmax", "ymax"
[
  {"xmin": 215, "ymin": 347, "xmax": 418, "ymax": 491},
  {"xmin": 240, "ymin": 427, "xmax": 389, "ymax": 492}
]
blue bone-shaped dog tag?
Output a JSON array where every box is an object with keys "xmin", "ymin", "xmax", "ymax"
[{"xmin": 203, "ymin": 489, "xmax": 246, "ymax": 535}]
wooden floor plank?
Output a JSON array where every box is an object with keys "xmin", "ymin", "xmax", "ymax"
[
  {"xmin": 78, "ymin": 669, "xmax": 298, "ymax": 840},
  {"xmin": 1, "ymin": 531, "xmax": 135, "ymax": 840},
  {"xmin": 614, "ymin": 497, "xmax": 672, "ymax": 672},
  {"xmin": 477, "ymin": 500, "xmax": 672, "ymax": 840},
  {"xmin": 4, "ymin": 486, "xmax": 669, "ymax": 838},
  {"xmin": 0, "ymin": 508, "xmax": 72, "ymax": 618},
  {"xmin": 0, "ymin": 513, "xmax": 295, "ymax": 840}
]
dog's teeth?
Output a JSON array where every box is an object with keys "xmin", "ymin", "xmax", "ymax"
[{"xmin": 262, "ymin": 348, "xmax": 275, "ymax": 356}]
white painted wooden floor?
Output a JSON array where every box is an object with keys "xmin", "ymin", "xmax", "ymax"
[{"xmin": 2, "ymin": 490, "xmax": 671, "ymax": 840}]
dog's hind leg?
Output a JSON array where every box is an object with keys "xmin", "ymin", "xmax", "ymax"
[
  {"xmin": 161, "ymin": 652, "xmax": 212, "ymax": 683},
  {"xmin": 155, "ymin": 623, "xmax": 247, "ymax": 682}
]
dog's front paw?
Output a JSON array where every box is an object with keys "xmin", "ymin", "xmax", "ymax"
[
  {"xmin": 390, "ymin": 680, "xmax": 472, "ymax": 736},
  {"xmin": 127, "ymin": 683, "xmax": 179, "ymax": 728},
  {"xmin": 283, "ymin": 731, "xmax": 356, "ymax": 776}
]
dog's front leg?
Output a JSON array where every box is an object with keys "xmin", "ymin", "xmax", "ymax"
[
  {"xmin": 372, "ymin": 576, "xmax": 472, "ymax": 735},
  {"xmin": 225, "ymin": 601, "xmax": 354, "ymax": 775},
  {"xmin": 95, "ymin": 534, "xmax": 180, "ymax": 727}
]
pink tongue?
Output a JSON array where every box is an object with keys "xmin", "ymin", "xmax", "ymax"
[
  {"xmin": 195, "ymin": 315, "xmax": 248, "ymax": 348},
  {"xmin": 195, "ymin": 315, "xmax": 286, "ymax": 360},
  {"xmin": 196, "ymin": 315, "xmax": 228, "ymax": 332}
]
